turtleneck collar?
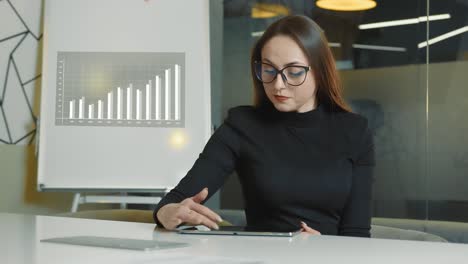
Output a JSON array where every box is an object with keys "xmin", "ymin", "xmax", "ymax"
[{"xmin": 258, "ymin": 102, "xmax": 325, "ymax": 127}]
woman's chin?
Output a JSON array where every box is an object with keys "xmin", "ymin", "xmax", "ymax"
[{"xmin": 273, "ymin": 102, "xmax": 295, "ymax": 112}]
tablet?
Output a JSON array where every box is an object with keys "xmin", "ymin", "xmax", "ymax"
[
  {"xmin": 178, "ymin": 226, "xmax": 302, "ymax": 237},
  {"xmin": 41, "ymin": 236, "xmax": 189, "ymax": 251}
]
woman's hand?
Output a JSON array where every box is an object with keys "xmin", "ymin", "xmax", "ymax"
[
  {"xmin": 300, "ymin": 221, "xmax": 321, "ymax": 235},
  {"xmin": 156, "ymin": 188, "xmax": 223, "ymax": 230}
]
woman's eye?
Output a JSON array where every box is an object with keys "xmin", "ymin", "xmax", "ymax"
[
  {"xmin": 288, "ymin": 71, "xmax": 305, "ymax": 77},
  {"xmin": 264, "ymin": 69, "xmax": 276, "ymax": 75}
]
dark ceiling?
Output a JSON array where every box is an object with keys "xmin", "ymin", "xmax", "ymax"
[{"xmin": 222, "ymin": 0, "xmax": 468, "ymax": 69}]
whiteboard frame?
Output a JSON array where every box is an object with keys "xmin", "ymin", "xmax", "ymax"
[{"xmin": 37, "ymin": 0, "xmax": 212, "ymax": 192}]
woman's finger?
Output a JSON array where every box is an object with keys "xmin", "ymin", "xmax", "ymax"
[
  {"xmin": 165, "ymin": 218, "xmax": 183, "ymax": 230},
  {"xmin": 300, "ymin": 221, "xmax": 321, "ymax": 235},
  {"xmin": 180, "ymin": 209, "xmax": 219, "ymax": 230},
  {"xmin": 189, "ymin": 202, "xmax": 223, "ymax": 223}
]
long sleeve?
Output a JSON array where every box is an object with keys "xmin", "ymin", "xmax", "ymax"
[
  {"xmin": 338, "ymin": 118, "xmax": 376, "ymax": 237},
  {"xmin": 153, "ymin": 111, "xmax": 241, "ymax": 226},
  {"xmin": 153, "ymin": 104, "xmax": 377, "ymax": 235}
]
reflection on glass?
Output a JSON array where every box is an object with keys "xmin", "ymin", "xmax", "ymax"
[{"xmin": 221, "ymin": 0, "xmax": 468, "ymax": 229}]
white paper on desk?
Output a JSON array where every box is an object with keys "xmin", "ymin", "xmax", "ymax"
[{"xmin": 137, "ymin": 254, "xmax": 263, "ymax": 264}]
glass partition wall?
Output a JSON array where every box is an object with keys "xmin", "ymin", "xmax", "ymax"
[
  {"xmin": 219, "ymin": 0, "xmax": 468, "ymax": 224},
  {"xmin": 427, "ymin": 0, "xmax": 468, "ymax": 222}
]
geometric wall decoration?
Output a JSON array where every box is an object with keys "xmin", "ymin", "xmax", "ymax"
[{"xmin": 0, "ymin": 0, "xmax": 42, "ymax": 145}]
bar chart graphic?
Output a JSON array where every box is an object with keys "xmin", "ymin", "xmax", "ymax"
[{"xmin": 55, "ymin": 52, "xmax": 185, "ymax": 127}]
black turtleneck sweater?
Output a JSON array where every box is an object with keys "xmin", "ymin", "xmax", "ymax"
[{"xmin": 153, "ymin": 103, "xmax": 375, "ymax": 237}]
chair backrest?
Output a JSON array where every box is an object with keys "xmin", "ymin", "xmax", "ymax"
[
  {"xmin": 215, "ymin": 209, "xmax": 450, "ymax": 242},
  {"xmin": 371, "ymin": 224, "xmax": 448, "ymax": 242},
  {"xmin": 373, "ymin": 217, "xmax": 468, "ymax": 243}
]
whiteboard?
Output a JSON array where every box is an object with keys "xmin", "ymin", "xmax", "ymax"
[{"xmin": 37, "ymin": 0, "xmax": 211, "ymax": 191}]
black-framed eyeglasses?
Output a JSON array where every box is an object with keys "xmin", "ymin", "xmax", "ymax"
[{"xmin": 254, "ymin": 61, "xmax": 311, "ymax": 86}]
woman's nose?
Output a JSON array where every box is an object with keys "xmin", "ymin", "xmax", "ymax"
[{"xmin": 273, "ymin": 73, "xmax": 287, "ymax": 90}]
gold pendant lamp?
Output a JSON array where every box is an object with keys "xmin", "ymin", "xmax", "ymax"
[
  {"xmin": 251, "ymin": 3, "xmax": 290, "ymax": 19},
  {"xmin": 316, "ymin": 0, "xmax": 377, "ymax": 11}
]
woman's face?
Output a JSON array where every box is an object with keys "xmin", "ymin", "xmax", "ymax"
[{"xmin": 260, "ymin": 35, "xmax": 317, "ymax": 113}]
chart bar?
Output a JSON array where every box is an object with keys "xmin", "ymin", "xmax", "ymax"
[
  {"xmin": 117, "ymin": 87, "xmax": 122, "ymax": 120},
  {"xmin": 78, "ymin": 97, "xmax": 85, "ymax": 119},
  {"xmin": 136, "ymin": 89, "xmax": 142, "ymax": 120},
  {"xmin": 155, "ymin": 75, "xmax": 161, "ymax": 120},
  {"xmin": 175, "ymin": 64, "xmax": 180, "ymax": 121},
  {"xmin": 126, "ymin": 85, "xmax": 133, "ymax": 120},
  {"xmin": 97, "ymin": 100, "xmax": 103, "ymax": 119},
  {"xmin": 165, "ymin": 69, "xmax": 171, "ymax": 120},
  {"xmin": 107, "ymin": 92, "xmax": 113, "ymax": 120},
  {"xmin": 88, "ymin": 104, "xmax": 94, "ymax": 119},
  {"xmin": 69, "ymin": 100, "xmax": 75, "ymax": 119},
  {"xmin": 146, "ymin": 83, "xmax": 151, "ymax": 120}
]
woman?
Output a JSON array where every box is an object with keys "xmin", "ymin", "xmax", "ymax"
[{"xmin": 154, "ymin": 15, "xmax": 375, "ymax": 237}]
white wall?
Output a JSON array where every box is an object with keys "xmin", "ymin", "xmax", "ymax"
[
  {"xmin": 0, "ymin": 144, "xmax": 114, "ymax": 214},
  {"xmin": 0, "ymin": 0, "xmax": 223, "ymax": 212}
]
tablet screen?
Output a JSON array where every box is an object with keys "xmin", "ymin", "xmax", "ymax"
[{"xmin": 179, "ymin": 225, "xmax": 302, "ymax": 237}]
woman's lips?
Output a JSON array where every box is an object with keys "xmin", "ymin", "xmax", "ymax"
[{"xmin": 274, "ymin": 95, "xmax": 289, "ymax": 102}]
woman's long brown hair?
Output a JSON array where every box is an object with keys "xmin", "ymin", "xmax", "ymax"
[{"xmin": 251, "ymin": 15, "xmax": 351, "ymax": 113}]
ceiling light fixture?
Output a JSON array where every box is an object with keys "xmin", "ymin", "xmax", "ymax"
[
  {"xmin": 329, "ymin": 42, "xmax": 406, "ymax": 52},
  {"xmin": 316, "ymin": 0, "xmax": 376, "ymax": 12},
  {"xmin": 359, "ymin": 14, "xmax": 451, "ymax": 30},
  {"xmin": 251, "ymin": 33, "xmax": 406, "ymax": 52},
  {"xmin": 418, "ymin": 26, "xmax": 468, "ymax": 48},
  {"xmin": 251, "ymin": 3, "xmax": 289, "ymax": 19}
]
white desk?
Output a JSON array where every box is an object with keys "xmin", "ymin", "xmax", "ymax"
[{"xmin": 1, "ymin": 212, "xmax": 468, "ymax": 264}]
